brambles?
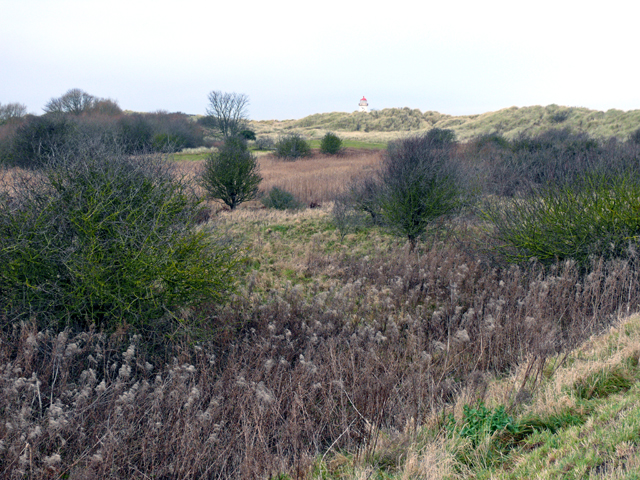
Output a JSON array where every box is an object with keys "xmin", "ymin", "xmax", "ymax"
[
  {"xmin": 199, "ymin": 136, "xmax": 262, "ymax": 209},
  {"xmin": 483, "ymin": 170, "xmax": 640, "ymax": 267},
  {"xmin": 261, "ymin": 186, "xmax": 302, "ymax": 210},
  {"xmin": 11, "ymin": 113, "xmax": 78, "ymax": 167},
  {"xmin": 275, "ymin": 133, "xmax": 311, "ymax": 159},
  {"xmin": 0, "ymin": 147, "xmax": 238, "ymax": 334},
  {"xmin": 320, "ymin": 131, "xmax": 342, "ymax": 155}
]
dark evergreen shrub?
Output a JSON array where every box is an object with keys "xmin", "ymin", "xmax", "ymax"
[
  {"xmin": 275, "ymin": 133, "xmax": 311, "ymax": 159},
  {"xmin": 320, "ymin": 132, "xmax": 342, "ymax": 155},
  {"xmin": 261, "ymin": 187, "xmax": 302, "ymax": 210},
  {"xmin": 199, "ymin": 137, "xmax": 262, "ymax": 209}
]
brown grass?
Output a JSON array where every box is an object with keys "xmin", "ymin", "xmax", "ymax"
[
  {"xmin": 258, "ymin": 149, "xmax": 382, "ymax": 205},
  {"xmin": 174, "ymin": 148, "xmax": 383, "ymax": 206},
  {"xmin": 3, "ymin": 202, "xmax": 639, "ymax": 478}
]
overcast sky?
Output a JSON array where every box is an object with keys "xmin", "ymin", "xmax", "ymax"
[{"xmin": 2, "ymin": 0, "xmax": 639, "ymax": 120}]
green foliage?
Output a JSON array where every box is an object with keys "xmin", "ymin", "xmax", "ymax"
[
  {"xmin": 240, "ymin": 129, "xmax": 256, "ymax": 140},
  {"xmin": 320, "ymin": 132, "xmax": 343, "ymax": 155},
  {"xmin": 274, "ymin": 133, "xmax": 311, "ymax": 159},
  {"xmin": 199, "ymin": 137, "xmax": 262, "ymax": 209},
  {"xmin": 483, "ymin": 170, "xmax": 640, "ymax": 267},
  {"xmin": 447, "ymin": 404, "xmax": 517, "ymax": 448},
  {"xmin": 573, "ymin": 367, "xmax": 633, "ymax": 400},
  {"xmin": 0, "ymin": 151, "xmax": 238, "ymax": 335},
  {"xmin": 261, "ymin": 186, "xmax": 302, "ymax": 210},
  {"xmin": 424, "ymin": 127, "xmax": 456, "ymax": 147}
]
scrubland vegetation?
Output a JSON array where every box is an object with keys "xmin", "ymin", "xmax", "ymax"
[{"xmin": 2, "ymin": 92, "xmax": 640, "ymax": 478}]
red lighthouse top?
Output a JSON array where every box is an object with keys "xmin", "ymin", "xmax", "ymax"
[{"xmin": 361, "ymin": 96, "xmax": 367, "ymax": 102}]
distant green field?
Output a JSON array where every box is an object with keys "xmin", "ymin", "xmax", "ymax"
[{"xmin": 307, "ymin": 138, "xmax": 386, "ymax": 150}]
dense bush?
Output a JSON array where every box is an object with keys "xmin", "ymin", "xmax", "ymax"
[
  {"xmin": 240, "ymin": 129, "xmax": 256, "ymax": 140},
  {"xmin": 199, "ymin": 136, "xmax": 262, "ymax": 209},
  {"xmin": 320, "ymin": 131, "xmax": 342, "ymax": 155},
  {"xmin": 261, "ymin": 186, "xmax": 302, "ymax": 210},
  {"xmin": 0, "ymin": 147, "xmax": 238, "ymax": 335},
  {"xmin": 11, "ymin": 114, "xmax": 78, "ymax": 167},
  {"xmin": 379, "ymin": 132, "xmax": 464, "ymax": 246},
  {"xmin": 485, "ymin": 129, "xmax": 630, "ymax": 196},
  {"xmin": 274, "ymin": 133, "xmax": 311, "ymax": 159},
  {"xmin": 254, "ymin": 135, "xmax": 275, "ymax": 151},
  {"xmin": 483, "ymin": 170, "xmax": 640, "ymax": 267}
]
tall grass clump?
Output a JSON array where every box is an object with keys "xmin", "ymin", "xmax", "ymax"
[
  {"xmin": 0, "ymin": 144, "xmax": 237, "ymax": 335},
  {"xmin": 483, "ymin": 170, "xmax": 640, "ymax": 267},
  {"xmin": 274, "ymin": 133, "xmax": 311, "ymax": 159}
]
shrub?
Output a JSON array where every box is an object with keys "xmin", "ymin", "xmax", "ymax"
[
  {"xmin": 379, "ymin": 133, "xmax": 464, "ymax": 247},
  {"xmin": 275, "ymin": 133, "xmax": 311, "ymax": 159},
  {"xmin": 0, "ymin": 148, "xmax": 238, "ymax": 335},
  {"xmin": 152, "ymin": 132, "xmax": 187, "ymax": 152},
  {"xmin": 483, "ymin": 170, "xmax": 640, "ymax": 267},
  {"xmin": 240, "ymin": 129, "xmax": 256, "ymax": 140},
  {"xmin": 345, "ymin": 177, "xmax": 385, "ymax": 226},
  {"xmin": 255, "ymin": 136, "xmax": 275, "ymax": 151},
  {"xmin": 199, "ymin": 136, "xmax": 262, "ymax": 209},
  {"xmin": 332, "ymin": 194, "xmax": 368, "ymax": 240},
  {"xmin": 424, "ymin": 127, "xmax": 456, "ymax": 148},
  {"xmin": 10, "ymin": 114, "xmax": 79, "ymax": 168},
  {"xmin": 261, "ymin": 186, "xmax": 302, "ymax": 210},
  {"xmin": 483, "ymin": 129, "xmax": 635, "ymax": 197},
  {"xmin": 116, "ymin": 114, "xmax": 154, "ymax": 154},
  {"xmin": 320, "ymin": 132, "xmax": 342, "ymax": 155}
]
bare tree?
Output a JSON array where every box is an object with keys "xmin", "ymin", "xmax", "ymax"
[
  {"xmin": 205, "ymin": 91, "xmax": 249, "ymax": 138},
  {"xmin": 0, "ymin": 102, "xmax": 27, "ymax": 124},
  {"xmin": 44, "ymin": 89, "xmax": 98, "ymax": 115}
]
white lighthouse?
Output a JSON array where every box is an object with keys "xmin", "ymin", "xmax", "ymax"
[{"xmin": 358, "ymin": 96, "xmax": 369, "ymax": 113}]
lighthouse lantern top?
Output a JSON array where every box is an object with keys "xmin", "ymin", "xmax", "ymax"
[{"xmin": 358, "ymin": 96, "xmax": 369, "ymax": 112}]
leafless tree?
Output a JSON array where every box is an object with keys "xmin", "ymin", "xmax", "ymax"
[
  {"xmin": 44, "ymin": 88, "xmax": 99, "ymax": 115},
  {"xmin": 205, "ymin": 91, "xmax": 249, "ymax": 138},
  {"xmin": 0, "ymin": 102, "xmax": 27, "ymax": 124}
]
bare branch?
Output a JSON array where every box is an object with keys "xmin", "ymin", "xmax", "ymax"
[{"xmin": 205, "ymin": 91, "xmax": 249, "ymax": 138}]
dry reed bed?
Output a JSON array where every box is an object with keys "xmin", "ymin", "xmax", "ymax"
[
  {"xmin": 174, "ymin": 149, "xmax": 383, "ymax": 206},
  {"xmin": 2, "ymin": 203, "xmax": 640, "ymax": 478}
]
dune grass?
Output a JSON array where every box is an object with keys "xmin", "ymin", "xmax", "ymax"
[{"xmin": 249, "ymin": 105, "xmax": 640, "ymax": 144}]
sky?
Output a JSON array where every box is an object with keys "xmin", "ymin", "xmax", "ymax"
[{"xmin": 2, "ymin": 0, "xmax": 639, "ymax": 120}]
